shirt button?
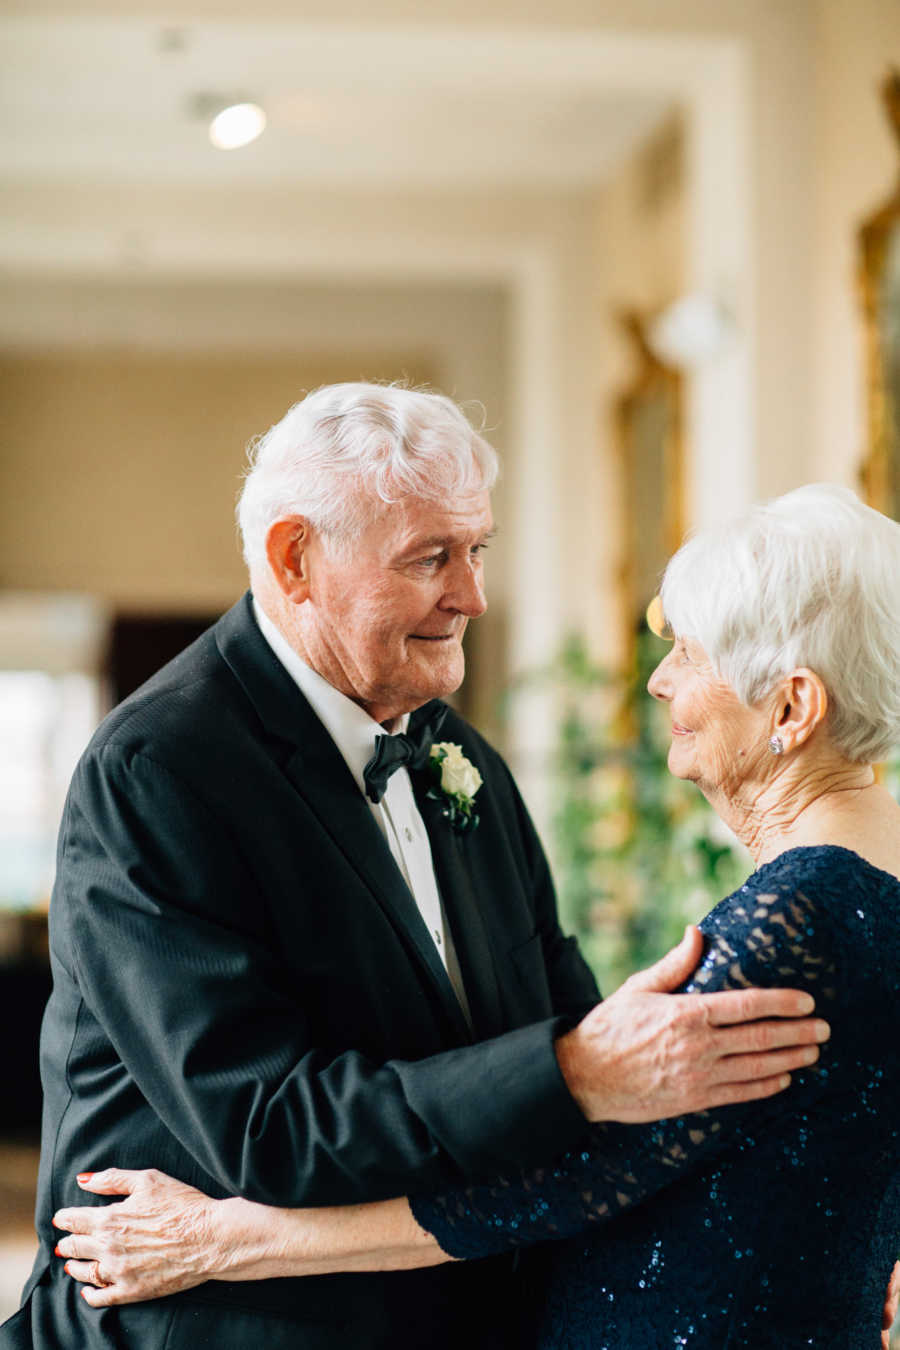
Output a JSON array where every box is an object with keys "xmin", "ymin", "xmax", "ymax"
[
  {"xmin": 404, "ymin": 827, "xmax": 414, "ymax": 843},
  {"xmin": 434, "ymin": 930, "xmax": 442, "ymax": 944}
]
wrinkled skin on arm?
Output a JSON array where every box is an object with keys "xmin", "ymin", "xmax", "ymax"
[{"xmin": 53, "ymin": 1168, "xmax": 440, "ymax": 1307}]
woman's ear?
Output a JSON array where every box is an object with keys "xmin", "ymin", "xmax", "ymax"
[
  {"xmin": 265, "ymin": 517, "xmax": 312, "ymax": 604},
  {"xmin": 773, "ymin": 669, "xmax": 829, "ymax": 751}
]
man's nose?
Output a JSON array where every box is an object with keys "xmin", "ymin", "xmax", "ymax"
[{"xmin": 441, "ymin": 559, "xmax": 487, "ymax": 617}]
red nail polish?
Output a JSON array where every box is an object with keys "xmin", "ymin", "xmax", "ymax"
[
  {"xmin": 64, "ymin": 1263, "xmax": 70, "ymax": 1275},
  {"xmin": 76, "ymin": 1172, "xmax": 94, "ymax": 1183},
  {"xmin": 54, "ymin": 1245, "xmax": 62, "ymax": 1257}
]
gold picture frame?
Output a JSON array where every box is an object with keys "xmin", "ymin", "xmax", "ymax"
[
  {"xmin": 858, "ymin": 69, "xmax": 900, "ymax": 521},
  {"xmin": 615, "ymin": 310, "xmax": 685, "ymax": 652}
]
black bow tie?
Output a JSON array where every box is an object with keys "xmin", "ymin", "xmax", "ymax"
[{"xmin": 363, "ymin": 705, "xmax": 448, "ymax": 804}]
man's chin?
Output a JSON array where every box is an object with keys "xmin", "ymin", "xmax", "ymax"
[{"xmin": 413, "ymin": 656, "xmax": 466, "ymax": 705}]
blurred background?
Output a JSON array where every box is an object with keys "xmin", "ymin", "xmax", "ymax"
[{"xmin": 1, "ymin": 0, "xmax": 899, "ymax": 1335}]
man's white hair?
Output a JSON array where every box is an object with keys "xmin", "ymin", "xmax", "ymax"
[
  {"xmin": 660, "ymin": 483, "xmax": 900, "ymax": 764},
  {"xmin": 237, "ymin": 383, "xmax": 499, "ymax": 569}
]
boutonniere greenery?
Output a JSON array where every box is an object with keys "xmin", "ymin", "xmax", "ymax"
[{"xmin": 427, "ymin": 742, "xmax": 482, "ymax": 834}]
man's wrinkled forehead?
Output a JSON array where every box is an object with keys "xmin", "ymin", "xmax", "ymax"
[
  {"xmin": 360, "ymin": 488, "xmax": 493, "ymax": 552},
  {"xmin": 400, "ymin": 494, "xmax": 492, "ymax": 542}
]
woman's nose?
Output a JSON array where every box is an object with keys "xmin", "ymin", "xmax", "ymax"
[{"xmin": 647, "ymin": 653, "xmax": 673, "ymax": 701}]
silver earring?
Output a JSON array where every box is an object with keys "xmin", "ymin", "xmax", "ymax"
[{"xmin": 768, "ymin": 735, "xmax": 784, "ymax": 756}]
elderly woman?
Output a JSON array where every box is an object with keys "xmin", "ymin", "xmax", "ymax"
[{"xmin": 53, "ymin": 485, "xmax": 900, "ymax": 1348}]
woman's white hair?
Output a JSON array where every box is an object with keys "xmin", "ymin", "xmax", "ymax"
[
  {"xmin": 237, "ymin": 382, "xmax": 499, "ymax": 569},
  {"xmin": 660, "ymin": 484, "xmax": 900, "ymax": 764}
]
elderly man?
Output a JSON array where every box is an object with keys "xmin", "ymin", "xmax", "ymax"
[{"xmin": 4, "ymin": 385, "xmax": 824, "ymax": 1350}]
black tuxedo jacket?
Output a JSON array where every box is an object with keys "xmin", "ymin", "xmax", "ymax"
[{"xmin": 6, "ymin": 593, "xmax": 599, "ymax": 1350}]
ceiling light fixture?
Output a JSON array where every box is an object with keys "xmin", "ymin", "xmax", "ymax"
[{"xmin": 208, "ymin": 102, "xmax": 267, "ymax": 150}]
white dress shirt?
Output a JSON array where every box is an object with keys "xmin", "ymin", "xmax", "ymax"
[{"xmin": 253, "ymin": 599, "xmax": 471, "ymax": 1024}]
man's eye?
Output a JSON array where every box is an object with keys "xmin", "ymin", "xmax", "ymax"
[{"xmin": 470, "ymin": 542, "xmax": 489, "ymax": 557}]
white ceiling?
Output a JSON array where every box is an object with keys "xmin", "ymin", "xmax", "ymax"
[{"xmin": 3, "ymin": 16, "xmax": 671, "ymax": 190}]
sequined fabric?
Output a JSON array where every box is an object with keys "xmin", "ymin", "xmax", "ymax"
[{"xmin": 410, "ymin": 846, "xmax": 900, "ymax": 1347}]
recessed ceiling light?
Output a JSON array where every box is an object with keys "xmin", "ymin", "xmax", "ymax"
[{"xmin": 208, "ymin": 102, "xmax": 267, "ymax": 151}]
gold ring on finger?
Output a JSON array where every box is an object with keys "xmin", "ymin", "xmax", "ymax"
[{"xmin": 91, "ymin": 1261, "xmax": 111, "ymax": 1288}]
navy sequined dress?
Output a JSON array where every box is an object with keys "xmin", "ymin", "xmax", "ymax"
[{"xmin": 410, "ymin": 847, "xmax": 900, "ymax": 1348}]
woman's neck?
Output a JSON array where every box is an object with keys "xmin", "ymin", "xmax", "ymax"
[{"xmin": 704, "ymin": 760, "xmax": 886, "ymax": 867}]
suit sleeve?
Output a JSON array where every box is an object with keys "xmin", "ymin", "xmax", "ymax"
[{"xmin": 60, "ymin": 743, "xmax": 590, "ymax": 1208}]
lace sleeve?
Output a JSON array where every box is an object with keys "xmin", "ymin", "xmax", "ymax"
[{"xmin": 409, "ymin": 872, "xmax": 840, "ymax": 1260}]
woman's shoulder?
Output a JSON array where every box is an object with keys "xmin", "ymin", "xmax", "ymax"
[
  {"xmin": 707, "ymin": 844, "xmax": 898, "ymax": 919},
  {"xmin": 754, "ymin": 843, "xmax": 899, "ymax": 889},
  {"xmin": 692, "ymin": 845, "xmax": 900, "ymax": 998}
]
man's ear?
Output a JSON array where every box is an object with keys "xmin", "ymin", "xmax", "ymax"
[
  {"xmin": 772, "ymin": 669, "xmax": 829, "ymax": 751},
  {"xmin": 266, "ymin": 517, "xmax": 312, "ymax": 603}
]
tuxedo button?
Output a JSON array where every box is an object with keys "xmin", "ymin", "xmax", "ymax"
[{"xmin": 434, "ymin": 930, "xmax": 442, "ymax": 944}]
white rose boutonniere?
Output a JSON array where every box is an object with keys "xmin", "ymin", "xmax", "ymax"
[{"xmin": 427, "ymin": 742, "xmax": 483, "ymax": 834}]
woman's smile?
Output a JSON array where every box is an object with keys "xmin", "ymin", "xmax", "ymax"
[{"xmin": 648, "ymin": 636, "xmax": 775, "ymax": 799}]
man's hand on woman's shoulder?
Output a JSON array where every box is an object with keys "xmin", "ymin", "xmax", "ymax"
[{"xmin": 555, "ymin": 926, "xmax": 830, "ymax": 1123}]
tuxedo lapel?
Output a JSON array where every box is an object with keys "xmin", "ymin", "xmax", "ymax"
[
  {"xmin": 280, "ymin": 738, "xmax": 472, "ymax": 1042},
  {"xmin": 410, "ymin": 709, "xmax": 505, "ymax": 1041},
  {"xmin": 214, "ymin": 596, "xmax": 470, "ymax": 1038}
]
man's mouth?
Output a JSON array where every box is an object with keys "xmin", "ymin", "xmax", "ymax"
[{"xmin": 410, "ymin": 633, "xmax": 458, "ymax": 642}]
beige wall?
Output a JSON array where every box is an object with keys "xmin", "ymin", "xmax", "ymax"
[
  {"xmin": 0, "ymin": 275, "xmax": 509, "ymax": 609},
  {"xmin": 0, "ymin": 350, "xmax": 434, "ymax": 611},
  {"xmin": 560, "ymin": 0, "xmax": 899, "ymax": 670},
  {"xmin": 587, "ymin": 116, "xmax": 686, "ymax": 666},
  {"xmin": 813, "ymin": 0, "xmax": 900, "ymax": 487}
]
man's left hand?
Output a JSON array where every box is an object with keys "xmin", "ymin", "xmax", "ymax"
[{"xmin": 555, "ymin": 926, "xmax": 829, "ymax": 1123}]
